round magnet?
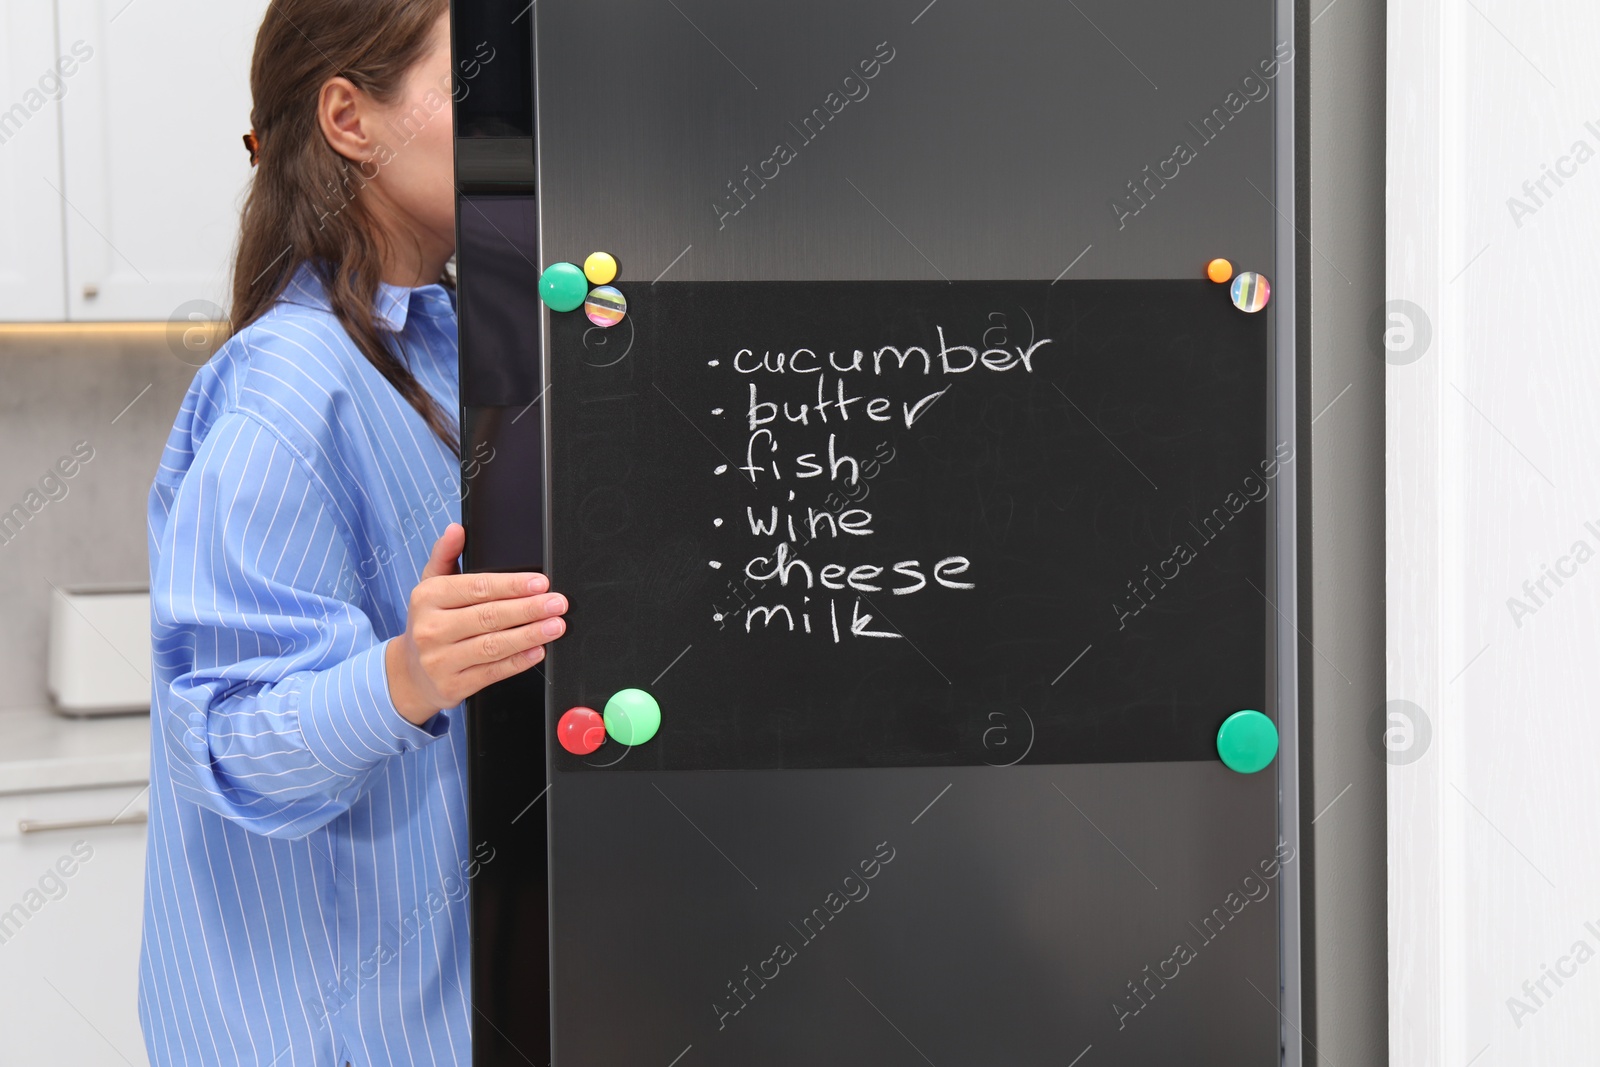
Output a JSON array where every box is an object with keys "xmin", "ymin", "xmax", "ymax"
[
  {"xmin": 1216, "ymin": 709, "xmax": 1279, "ymax": 773},
  {"xmin": 539, "ymin": 262, "xmax": 588, "ymax": 312},
  {"xmin": 603, "ymin": 688, "xmax": 661, "ymax": 746},
  {"xmin": 584, "ymin": 285, "xmax": 627, "ymax": 328},
  {"xmin": 1206, "ymin": 258, "xmax": 1234, "ymax": 284},
  {"xmin": 1230, "ymin": 272, "xmax": 1271, "ymax": 313},
  {"xmin": 584, "ymin": 252, "xmax": 618, "ymax": 285},
  {"xmin": 557, "ymin": 706, "xmax": 607, "ymax": 756}
]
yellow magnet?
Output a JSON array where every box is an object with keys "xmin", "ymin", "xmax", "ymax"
[{"xmin": 584, "ymin": 252, "xmax": 618, "ymax": 285}]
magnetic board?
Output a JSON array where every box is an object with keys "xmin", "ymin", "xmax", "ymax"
[{"xmin": 550, "ymin": 280, "xmax": 1273, "ymax": 771}]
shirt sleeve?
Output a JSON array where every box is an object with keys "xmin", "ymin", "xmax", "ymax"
[{"xmin": 151, "ymin": 410, "xmax": 448, "ymax": 840}]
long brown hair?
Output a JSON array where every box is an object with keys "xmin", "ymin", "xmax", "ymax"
[{"xmin": 230, "ymin": 0, "xmax": 459, "ymax": 454}]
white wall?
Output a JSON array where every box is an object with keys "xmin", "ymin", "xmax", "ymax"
[{"xmin": 1389, "ymin": 1, "xmax": 1600, "ymax": 1063}]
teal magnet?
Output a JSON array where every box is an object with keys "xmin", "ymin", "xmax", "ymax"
[
  {"xmin": 539, "ymin": 262, "xmax": 588, "ymax": 312},
  {"xmin": 603, "ymin": 688, "xmax": 661, "ymax": 746},
  {"xmin": 1216, "ymin": 710, "xmax": 1278, "ymax": 774}
]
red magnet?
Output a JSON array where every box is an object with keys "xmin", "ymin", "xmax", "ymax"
[{"xmin": 557, "ymin": 706, "xmax": 607, "ymax": 755}]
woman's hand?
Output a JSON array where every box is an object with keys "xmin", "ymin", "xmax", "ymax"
[{"xmin": 385, "ymin": 523, "xmax": 567, "ymax": 724}]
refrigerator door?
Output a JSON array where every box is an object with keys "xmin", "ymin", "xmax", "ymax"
[{"xmin": 457, "ymin": 1, "xmax": 1298, "ymax": 1064}]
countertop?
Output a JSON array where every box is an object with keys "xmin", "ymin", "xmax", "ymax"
[{"xmin": 0, "ymin": 705, "xmax": 150, "ymax": 795}]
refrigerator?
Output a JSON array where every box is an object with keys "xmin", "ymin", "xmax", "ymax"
[{"xmin": 451, "ymin": 1, "xmax": 1301, "ymax": 1063}]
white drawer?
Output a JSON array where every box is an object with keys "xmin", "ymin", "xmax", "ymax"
[
  {"xmin": 0, "ymin": 783, "xmax": 148, "ymax": 845},
  {"xmin": 0, "ymin": 783, "xmax": 150, "ymax": 1066}
]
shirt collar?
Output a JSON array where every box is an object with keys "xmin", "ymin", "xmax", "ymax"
[{"xmin": 286, "ymin": 262, "xmax": 452, "ymax": 333}]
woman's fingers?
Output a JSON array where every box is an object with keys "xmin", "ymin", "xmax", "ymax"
[
  {"xmin": 419, "ymin": 569, "xmax": 549, "ymax": 609},
  {"xmin": 467, "ymin": 615, "xmax": 565, "ymax": 667},
  {"xmin": 420, "ymin": 523, "xmax": 467, "ymax": 581},
  {"xmin": 421, "ymin": 613, "xmax": 565, "ymax": 678},
  {"xmin": 431, "ymin": 592, "xmax": 567, "ymax": 643},
  {"xmin": 457, "ymin": 643, "xmax": 547, "ymax": 694},
  {"xmin": 395, "ymin": 555, "xmax": 569, "ymax": 716}
]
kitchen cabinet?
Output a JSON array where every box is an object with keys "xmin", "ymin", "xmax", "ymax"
[
  {"xmin": 0, "ymin": 782, "xmax": 151, "ymax": 1065},
  {"xmin": 0, "ymin": 1, "xmax": 68, "ymax": 320},
  {"xmin": 0, "ymin": 0, "xmax": 266, "ymax": 323}
]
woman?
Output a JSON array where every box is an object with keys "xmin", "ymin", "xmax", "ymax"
[{"xmin": 139, "ymin": 3, "xmax": 565, "ymax": 1063}]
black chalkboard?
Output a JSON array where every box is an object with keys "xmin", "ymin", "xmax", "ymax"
[{"xmin": 548, "ymin": 281, "xmax": 1273, "ymax": 770}]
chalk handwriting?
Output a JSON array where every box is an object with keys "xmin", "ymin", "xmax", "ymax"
[{"xmin": 709, "ymin": 320, "xmax": 1048, "ymax": 642}]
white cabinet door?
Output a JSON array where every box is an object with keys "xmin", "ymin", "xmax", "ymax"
[
  {"xmin": 0, "ymin": 1, "xmax": 68, "ymax": 321},
  {"xmin": 57, "ymin": 0, "xmax": 266, "ymax": 321},
  {"xmin": 0, "ymin": 783, "xmax": 151, "ymax": 1066}
]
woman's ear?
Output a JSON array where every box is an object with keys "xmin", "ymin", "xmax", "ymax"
[{"xmin": 318, "ymin": 76, "xmax": 376, "ymax": 164}]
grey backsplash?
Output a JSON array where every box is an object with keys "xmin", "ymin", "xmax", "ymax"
[{"xmin": 0, "ymin": 328, "xmax": 198, "ymax": 712}]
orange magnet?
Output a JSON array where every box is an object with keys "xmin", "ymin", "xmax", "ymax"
[{"xmin": 1206, "ymin": 258, "xmax": 1234, "ymax": 284}]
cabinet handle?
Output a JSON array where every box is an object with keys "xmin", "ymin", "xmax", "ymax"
[
  {"xmin": 18, "ymin": 811, "xmax": 147, "ymax": 835},
  {"xmin": 82, "ymin": 283, "xmax": 100, "ymax": 299}
]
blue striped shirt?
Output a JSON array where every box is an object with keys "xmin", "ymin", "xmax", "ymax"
[{"xmin": 140, "ymin": 265, "xmax": 475, "ymax": 1066}]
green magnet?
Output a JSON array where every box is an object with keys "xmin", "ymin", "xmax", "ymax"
[
  {"xmin": 603, "ymin": 688, "xmax": 661, "ymax": 746},
  {"xmin": 1216, "ymin": 709, "xmax": 1278, "ymax": 774},
  {"xmin": 538, "ymin": 262, "xmax": 588, "ymax": 312}
]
